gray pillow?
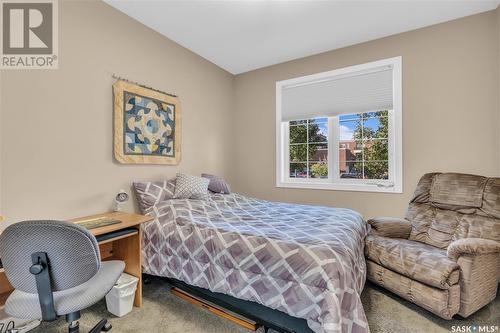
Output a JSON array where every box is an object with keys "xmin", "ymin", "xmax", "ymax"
[
  {"xmin": 133, "ymin": 179, "xmax": 176, "ymax": 212},
  {"xmin": 173, "ymin": 173, "xmax": 210, "ymax": 200},
  {"xmin": 202, "ymin": 174, "xmax": 231, "ymax": 194}
]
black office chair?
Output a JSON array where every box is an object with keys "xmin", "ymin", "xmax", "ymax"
[{"xmin": 0, "ymin": 220, "xmax": 125, "ymax": 333}]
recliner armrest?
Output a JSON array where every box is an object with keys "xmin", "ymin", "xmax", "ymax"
[
  {"xmin": 447, "ymin": 238, "xmax": 500, "ymax": 261},
  {"xmin": 367, "ymin": 217, "xmax": 412, "ymax": 239}
]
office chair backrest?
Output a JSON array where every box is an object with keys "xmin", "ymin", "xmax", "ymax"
[{"xmin": 0, "ymin": 220, "xmax": 101, "ymax": 293}]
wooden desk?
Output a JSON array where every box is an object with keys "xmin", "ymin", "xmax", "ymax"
[
  {"xmin": 0, "ymin": 212, "xmax": 153, "ymax": 309},
  {"xmin": 71, "ymin": 212, "xmax": 153, "ymax": 307},
  {"xmin": 0, "ymin": 270, "xmax": 13, "ymax": 309}
]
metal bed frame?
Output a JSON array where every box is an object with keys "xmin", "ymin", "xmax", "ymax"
[{"xmin": 145, "ymin": 275, "xmax": 314, "ymax": 333}]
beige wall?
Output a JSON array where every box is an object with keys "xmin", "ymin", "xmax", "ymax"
[
  {"xmin": 1, "ymin": 3, "xmax": 499, "ymax": 224},
  {"xmin": 0, "ymin": 70, "xmax": 3, "ymax": 218},
  {"xmin": 0, "ymin": 0, "xmax": 234, "ymax": 223},
  {"xmin": 232, "ymin": 10, "xmax": 500, "ymax": 219}
]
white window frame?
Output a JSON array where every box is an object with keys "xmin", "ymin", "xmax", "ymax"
[{"xmin": 276, "ymin": 56, "xmax": 402, "ymax": 193}]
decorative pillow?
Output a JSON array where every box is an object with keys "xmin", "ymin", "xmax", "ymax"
[
  {"xmin": 173, "ymin": 173, "xmax": 210, "ymax": 200},
  {"xmin": 202, "ymin": 173, "xmax": 231, "ymax": 194},
  {"xmin": 133, "ymin": 179, "xmax": 176, "ymax": 212}
]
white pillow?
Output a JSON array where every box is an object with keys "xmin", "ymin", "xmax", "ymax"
[{"xmin": 173, "ymin": 173, "xmax": 210, "ymax": 200}]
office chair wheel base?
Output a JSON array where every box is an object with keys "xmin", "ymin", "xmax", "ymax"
[
  {"xmin": 102, "ymin": 322, "xmax": 112, "ymax": 332},
  {"xmin": 89, "ymin": 319, "xmax": 111, "ymax": 333}
]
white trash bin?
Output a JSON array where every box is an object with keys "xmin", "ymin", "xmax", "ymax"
[{"xmin": 105, "ymin": 273, "xmax": 139, "ymax": 317}]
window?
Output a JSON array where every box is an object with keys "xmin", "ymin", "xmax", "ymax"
[
  {"xmin": 289, "ymin": 118, "xmax": 328, "ymax": 179},
  {"xmin": 338, "ymin": 111, "xmax": 388, "ymax": 180},
  {"xmin": 276, "ymin": 57, "xmax": 402, "ymax": 193}
]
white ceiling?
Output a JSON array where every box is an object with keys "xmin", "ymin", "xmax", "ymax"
[{"xmin": 105, "ymin": 0, "xmax": 500, "ymax": 74}]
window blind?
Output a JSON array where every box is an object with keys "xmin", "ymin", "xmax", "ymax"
[{"xmin": 281, "ymin": 67, "xmax": 393, "ymax": 121}]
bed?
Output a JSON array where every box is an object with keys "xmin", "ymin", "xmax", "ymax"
[{"xmin": 135, "ymin": 180, "xmax": 369, "ymax": 333}]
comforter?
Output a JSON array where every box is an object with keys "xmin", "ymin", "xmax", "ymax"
[{"xmin": 140, "ymin": 193, "xmax": 369, "ymax": 333}]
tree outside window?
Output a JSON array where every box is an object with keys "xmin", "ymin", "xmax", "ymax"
[
  {"xmin": 289, "ymin": 118, "xmax": 328, "ymax": 179},
  {"xmin": 340, "ymin": 110, "xmax": 389, "ymax": 180}
]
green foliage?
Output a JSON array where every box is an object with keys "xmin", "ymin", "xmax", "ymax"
[
  {"xmin": 289, "ymin": 120, "xmax": 327, "ymax": 163},
  {"xmin": 289, "ymin": 124, "xmax": 307, "ymax": 144},
  {"xmin": 311, "ymin": 162, "xmax": 328, "ymax": 178},
  {"xmin": 290, "ymin": 144, "xmax": 307, "ymax": 162},
  {"xmin": 353, "ymin": 111, "xmax": 389, "ymax": 179},
  {"xmin": 289, "ymin": 119, "xmax": 328, "ymax": 178}
]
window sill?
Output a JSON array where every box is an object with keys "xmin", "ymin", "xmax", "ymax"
[{"xmin": 276, "ymin": 180, "xmax": 402, "ymax": 193}]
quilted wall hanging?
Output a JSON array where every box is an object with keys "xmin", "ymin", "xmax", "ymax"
[{"xmin": 113, "ymin": 79, "xmax": 181, "ymax": 165}]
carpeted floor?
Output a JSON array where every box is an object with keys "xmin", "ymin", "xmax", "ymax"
[{"xmin": 31, "ymin": 277, "xmax": 499, "ymax": 333}]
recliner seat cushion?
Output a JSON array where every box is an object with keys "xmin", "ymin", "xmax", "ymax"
[{"xmin": 365, "ymin": 234, "xmax": 459, "ymax": 289}]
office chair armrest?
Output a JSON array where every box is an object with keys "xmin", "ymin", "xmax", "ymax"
[{"xmin": 30, "ymin": 252, "xmax": 57, "ymax": 321}]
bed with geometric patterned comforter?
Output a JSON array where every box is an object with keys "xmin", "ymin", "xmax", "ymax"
[{"xmin": 136, "ymin": 185, "xmax": 369, "ymax": 333}]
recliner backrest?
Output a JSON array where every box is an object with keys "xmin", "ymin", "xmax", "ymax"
[
  {"xmin": 0, "ymin": 220, "xmax": 101, "ymax": 293},
  {"xmin": 406, "ymin": 173, "xmax": 500, "ymax": 249}
]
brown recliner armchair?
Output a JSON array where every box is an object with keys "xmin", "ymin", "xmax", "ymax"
[{"xmin": 365, "ymin": 172, "xmax": 500, "ymax": 319}]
